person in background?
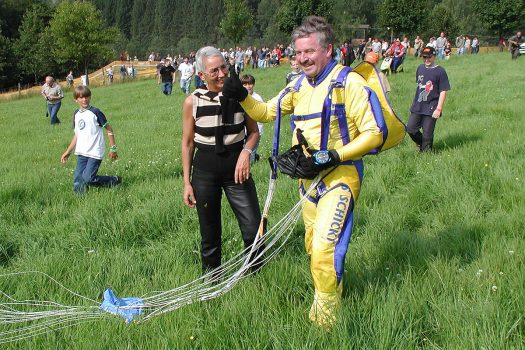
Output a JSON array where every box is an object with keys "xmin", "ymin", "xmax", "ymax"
[
  {"xmin": 371, "ymin": 37, "xmax": 382, "ymax": 54},
  {"xmin": 178, "ymin": 57, "xmax": 194, "ymax": 94},
  {"xmin": 471, "ymin": 36, "xmax": 479, "ymax": 54},
  {"xmin": 240, "ymin": 74, "xmax": 264, "ymax": 164},
  {"xmin": 41, "ymin": 75, "xmax": 64, "ymax": 125},
  {"xmin": 498, "ymin": 36, "xmax": 507, "ymax": 52},
  {"xmin": 193, "ymin": 59, "xmax": 205, "ymax": 89},
  {"xmin": 120, "ymin": 65, "xmax": 127, "ymax": 80},
  {"xmin": 508, "ymin": 31, "xmax": 523, "ymax": 60},
  {"xmin": 414, "ymin": 35, "xmax": 423, "ymax": 57},
  {"xmin": 365, "ymin": 52, "xmax": 390, "ymax": 94},
  {"xmin": 156, "ymin": 59, "xmax": 165, "ymax": 84},
  {"xmin": 406, "ymin": 47, "xmax": 450, "ymax": 152},
  {"xmin": 436, "ymin": 32, "xmax": 447, "ymax": 60},
  {"xmin": 159, "ymin": 59, "xmax": 176, "ymax": 95},
  {"xmin": 127, "ymin": 65, "xmax": 134, "ymax": 78},
  {"xmin": 285, "ymin": 55, "xmax": 303, "ymax": 85},
  {"xmin": 455, "ymin": 34, "xmax": 465, "ymax": 55},
  {"xmin": 390, "ymin": 38, "xmax": 405, "ymax": 73},
  {"xmin": 381, "ymin": 39, "xmax": 389, "ymax": 57},
  {"xmin": 444, "ymin": 42, "xmax": 452, "ymax": 60},
  {"xmin": 234, "ymin": 47, "xmax": 245, "ymax": 74},
  {"xmin": 60, "ymin": 85, "xmax": 121, "ymax": 194},
  {"xmin": 464, "ymin": 36, "xmax": 471, "ymax": 53},
  {"xmin": 106, "ymin": 66, "xmax": 114, "ymax": 84},
  {"xmin": 66, "ymin": 71, "xmax": 74, "ymax": 87}
]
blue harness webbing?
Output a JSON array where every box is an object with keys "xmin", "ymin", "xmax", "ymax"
[{"xmin": 272, "ymin": 66, "xmax": 373, "ymax": 178}]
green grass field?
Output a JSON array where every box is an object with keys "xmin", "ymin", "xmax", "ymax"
[{"xmin": 0, "ymin": 53, "xmax": 524, "ymax": 349}]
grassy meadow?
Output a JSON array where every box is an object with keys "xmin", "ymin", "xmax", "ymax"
[{"xmin": 0, "ymin": 52, "xmax": 524, "ymax": 349}]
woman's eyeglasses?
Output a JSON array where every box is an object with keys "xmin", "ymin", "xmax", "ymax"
[{"xmin": 204, "ymin": 64, "xmax": 229, "ymax": 77}]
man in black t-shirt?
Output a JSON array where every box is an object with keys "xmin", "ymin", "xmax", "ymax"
[
  {"xmin": 407, "ymin": 46, "xmax": 450, "ymax": 152},
  {"xmin": 159, "ymin": 60, "xmax": 176, "ymax": 95}
]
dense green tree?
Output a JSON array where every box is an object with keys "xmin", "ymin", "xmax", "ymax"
[
  {"xmin": 149, "ymin": 0, "xmax": 173, "ymax": 54},
  {"xmin": 220, "ymin": 0, "xmax": 253, "ymax": 45},
  {"xmin": 378, "ymin": 0, "xmax": 430, "ymax": 38},
  {"xmin": 49, "ymin": 1, "xmax": 119, "ymax": 85},
  {"xmin": 193, "ymin": 0, "xmax": 224, "ymax": 49},
  {"xmin": 91, "ymin": 0, "xmax": 118, "ymax": 27},
  {"xmin": 170, "ymin": 0, "xmax": 193, "ymax": 53},
  {"xmin": 472, "ymin": 0, "xmax": 525, "ymax": 36},
  {"xmin": 114, "ymin": 0, "xmax": 132, "ymax": 38},
  {"xmin": 12, "ymin": 4, "xmax": 53, "ymax": 84},
  {"xmin": 424, "ymin": 4, "xmax": 460, "ymax": 40},
  {"xmin": 0, "ymin": 0, "xmax": 43, "ymax": 39},
  {"xmin": 128, "ymin": 0, "xmax": 156, "ymax": 57},
  {"xmin": 256, "ymin": 0, "xmax": 288, "ymax": 45},
  {"xmin": 434, "ymin": 0, "xmax": 485, "ymax": 40},
  {"xmin": 276, "ymin": 0, "xmax": 331, "ymax": 34},
  {"xmin": 0, "ymin": 32, "xmax": 14, "ymax": 88},
  {"xmin": 331, "ymin": 0, "xmax": 383, "ymax": 41}
]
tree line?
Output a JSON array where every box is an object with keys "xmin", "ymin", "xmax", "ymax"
[{"xmin": 0, "ymin": 0, "xmax": 523, "ymax": 90}]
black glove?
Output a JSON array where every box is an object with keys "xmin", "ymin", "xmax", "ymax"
[
  {"xmin": 222, "ymin": 66, "xmax": 248, "ymax": 101},
  {"xmin": 272, "ymin": 145, "xmax": 317, "ymax": 179},
  {"xmin": 273, "ymin": 147, "xmax": 340, "ymax": 179}
]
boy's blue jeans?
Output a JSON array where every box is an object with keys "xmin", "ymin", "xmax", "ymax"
[{"xmin": 74, "ymin": 155, "xmax": 119, "ymax": 194}]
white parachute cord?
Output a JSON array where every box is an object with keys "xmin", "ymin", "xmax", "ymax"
[
  {"xmin": 0, "ymin": 172, "xmax": 321, "ymax": 343},
  {"xmin": 0, "ymin": 271, "xmax": 99, "ymax": 304},
  {"xmin": 0, "ymin": 313, "xmax": 111, "ymax": 344},
  {"xmin": 135, "ymin": 176, "xmax": 320, "ymax": 321}
]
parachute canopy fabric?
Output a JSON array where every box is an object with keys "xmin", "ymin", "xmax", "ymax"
[{"xmin": 100, "ymin": 288, "xmax": 143, "ymax": 324}]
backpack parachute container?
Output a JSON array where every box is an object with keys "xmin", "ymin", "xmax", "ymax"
[{"xmin": 352, "ymin": 61, "xmax": 406, "ymax": 153}]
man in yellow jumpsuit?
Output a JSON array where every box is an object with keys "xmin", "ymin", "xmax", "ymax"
[{"xmin": 223, "ymin": 16, "xmax": 387, "ymax": 328}]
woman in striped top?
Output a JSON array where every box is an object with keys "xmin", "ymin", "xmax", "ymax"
[{"xmin": 181, "ymin": 46, "xmax": 262, "ymax": 273}]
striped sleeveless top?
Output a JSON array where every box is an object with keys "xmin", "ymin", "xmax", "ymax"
[{"xmin": 192, "ymin": 88, "xmax": 246, "ymax": 153}]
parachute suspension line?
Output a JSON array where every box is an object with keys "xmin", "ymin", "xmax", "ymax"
[
  {"xmin": 0, "ymin": 172, "xmax": 321, "ymax": 343},
  {"xmin": 0, "ymin": 271, "xmax": 113, "ymax": 344},
  {"xmin": 136, "ymin": 176, "xmax": 321, "ymax": 322}
]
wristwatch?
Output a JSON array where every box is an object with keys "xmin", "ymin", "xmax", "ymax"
[{"xmin": 313, "ymin": 150, "xmax": 331, "ymax": 166}]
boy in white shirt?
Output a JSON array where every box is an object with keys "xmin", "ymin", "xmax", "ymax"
[
  {"xmin": 60, "ymin": 86, "xmax": 121, "ymax": 194},
  {"xmin": 240, "ymin": 74, "xmax": 264, "ymax": 163}
]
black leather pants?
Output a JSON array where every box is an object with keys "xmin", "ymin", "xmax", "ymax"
[{"xmin": 191, "ymin": 168, "xmax": 262, "ymax": 272}]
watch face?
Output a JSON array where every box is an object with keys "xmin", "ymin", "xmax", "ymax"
[{"xmin": 315, "ymin": 151, "xmax": 330, "ymax": 164}]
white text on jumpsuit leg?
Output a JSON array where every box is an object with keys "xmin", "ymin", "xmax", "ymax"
[{"xmin": 326, "ymin": 195, "xmax": 349, "ymax": 243}]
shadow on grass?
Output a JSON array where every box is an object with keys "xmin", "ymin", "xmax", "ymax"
[
  {"xmin": 0, "ymin": 237, "xmax": 19, "ymax": 267},
  {"xmin": 346, "ymin": 224, "xmax": 485, "ymax": 297},
  {"xmin": 432, "ymin": 133, "xmax": 482, "ymax": 153}
]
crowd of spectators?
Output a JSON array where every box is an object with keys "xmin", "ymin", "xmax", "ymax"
[{"xmin": 74, "ymin": 31, "xmax": 522, "ymax": 91}]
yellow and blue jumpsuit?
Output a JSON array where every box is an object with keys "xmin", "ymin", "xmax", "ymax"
[{"xmin": 240, "ymin": 59, "xmax": 385, "ymax": 327}]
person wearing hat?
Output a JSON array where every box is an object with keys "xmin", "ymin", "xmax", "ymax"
[
  {"xmin": 365, "ymin": 52, "xmax": 390, "ymax": 94},
  {"xmin": 406, "ymin": 46, "xmax": 450, "ymax": 152}
]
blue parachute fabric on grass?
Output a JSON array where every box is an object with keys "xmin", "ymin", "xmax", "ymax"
[{"xmin": 100, "ymin": 288, "xmax": 144, "ymax": 323}]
